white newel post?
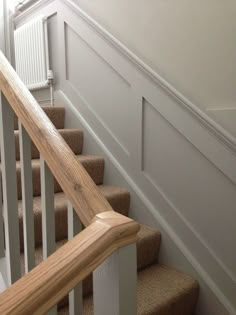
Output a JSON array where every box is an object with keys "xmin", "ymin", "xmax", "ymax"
[{"xmin": 93, "ymin": 243, "xmax": 137, "ymax": 315}]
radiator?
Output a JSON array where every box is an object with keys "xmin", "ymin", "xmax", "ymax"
[{"xmin": 14, "ymin": 16, "xmax": 49, "ymax": 90}]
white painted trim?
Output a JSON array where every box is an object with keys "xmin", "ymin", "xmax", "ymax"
[
  {"xmin": 15, "ymin": 0, "xmax": 39, "ymax": 12},
  {"xmin": 57, "ymin": 90, "xmax": 235, "ymax": 315},
  {"xmin": 14, "ymin": 0, "xmax": 55, "ymax": 22},
  {"xmin": 64, "ymin": 0, "xmax": 236, "ymax": 153},
  {"xmin": 15, "ymin": 0, "xmax": 236, "ymax": 153},
  {"xmin": 13, "ymin": 3, "xmax": 236, "ymax": 313},
  {"xmin": 13, "ymin": 0, "xmax": 236, "ymax": 186},
  {"xmin": 207, "ymin": 107, "xmax": 236, "ymax": 112},
  {"xmin": 60, "ymin": 3, "xmax": 236, "ymax": 185}
]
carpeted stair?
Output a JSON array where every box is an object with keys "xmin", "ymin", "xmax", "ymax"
[{"xmin": 8, "ymin": 106, "xmax": 199, "ymax": 314}]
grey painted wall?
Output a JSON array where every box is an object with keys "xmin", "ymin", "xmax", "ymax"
[
  {"xmin": 0, "ymin": 0, "xmax": 15, "ymax": 63},
  {"xmin": 0, "ymin": 0, "xmax": 6, "ymax": 53},
  {"xmin": 14, "ymin": 1, "xmax": 236, "ymax": 314},
  {"xmin": 73, "ymin": 0, "xmax": 236, "ymax": 136},
  {"xmin": 73, "ymin": 0, "xmax": 236, "ymax": 110}
]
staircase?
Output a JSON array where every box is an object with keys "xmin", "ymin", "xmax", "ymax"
[{"xmin": 12, "ymin": 106, "xmax": 199, "ymax": 314}]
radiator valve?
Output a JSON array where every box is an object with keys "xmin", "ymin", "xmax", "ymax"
[{"xmin": 47, "ymin": 69, "xmax": 54, "ymax": 81}]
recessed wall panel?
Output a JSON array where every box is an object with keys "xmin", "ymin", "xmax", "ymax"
[
  {"xmin": 142, "ymin": 98, "xmax": 236, "ymax": 277},
  {"xmin": 65, "ymin": 24, "xmax": 133, "ymax": 155}
]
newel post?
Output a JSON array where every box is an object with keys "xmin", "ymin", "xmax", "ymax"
[{"xmin": 93, "ymin": 243, "xmax": 137, "ymax": 315}]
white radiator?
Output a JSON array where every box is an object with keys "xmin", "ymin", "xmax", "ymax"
[{"xmin": 14, "ymin": 16, "xmax": 50, "ymax": 90}]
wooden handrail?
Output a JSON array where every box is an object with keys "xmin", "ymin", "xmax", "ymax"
[
  {"xmin": 0, "ymin": 50, "xmax": 114, "ymax": 227},
  {"xmin": 0, "ymin": 50, "xmax": 140, "ymax": 313},
  {"xmin": 0, "ymin": 212, "xmax": 139, "ymax": 315}
]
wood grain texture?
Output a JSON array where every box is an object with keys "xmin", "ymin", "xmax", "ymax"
[
  {"xmin": 0, "ymin": 50, "xmax": 113, "ymax": 227},
  {"xmin": 0, "ymin": 52, "xmax": 140, "ymax": 314},
  {"xmin": 0, "ymin": 212, "xmax": 139, "ymax": 315}
]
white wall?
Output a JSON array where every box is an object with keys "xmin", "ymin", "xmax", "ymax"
[
  {"xmin": 74, "ymin": 0, "xmax": 236, "ymax": 134},
  {"xmin": 0, "ymin": 0, "xmax": 15, "ymax": 62},
  {"xmin": 14, "ymin": 1, "xmax": 236, "ymax": 314},
  {"xmin": 0, "ymin": 0, "xmax": 5, "ymax": 52}
]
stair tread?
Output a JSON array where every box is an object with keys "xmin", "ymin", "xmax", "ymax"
[
  {"xmin": 18, "ymin": 186, "xmax": 131, "ymax": 250},
  {"xmin": 96, "ymin": 185, "xmax": 130, "ymax": 216},
  {"xmin": 14, "ymin": 128, "xmax": 83, "ymax": 135},
  {"xmin": 14, "ymin": 106, "xmax": 65, "ymax": 130},
  {"xmin": 20, "ymin": 224, "xmax": 161, "ymax": 277},
  {"xmin": 11, "ymin": 103, "xmax": 199, "ymax": 314},
  {"xmin": 18, "ymin": 185, "xmax": 130, "ymax": 218},
  {"xmin": 136, "ymin": 264, "xmax": 199, "ymax": 315},
  {"xmin": 20, "ymin": 225, "xmax": 161, "ymax": 300},
  {"xmin": 13, "ymin": 154, "xmax": 105, "ymax": 199},
  {"xmin": 58, "ymin": 264, "xmax": 199, "ymax": 315},
  {"xmin": 137, "ymin": 224, "xmax": 161, "ymax": 270},
  {"xmin": 12, "ymin": 128, "xmax": 83, "ymax": 160},
  {"xmin": 15, "ymin": 154, "xmax": 103, "ymax": 168}
]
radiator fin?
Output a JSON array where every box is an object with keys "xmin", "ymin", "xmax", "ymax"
[{"xmin": 14, "ymin": 16, "xmax": 49, "ymax": 90}]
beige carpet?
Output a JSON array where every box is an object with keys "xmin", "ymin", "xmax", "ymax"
[{"xmin": 13, "ymin": 106, "xmax": 199, "ymax": 314}]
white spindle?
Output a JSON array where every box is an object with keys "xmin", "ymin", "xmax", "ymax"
[
  {"xmin": 40, "ymin": 157, "xmax": 56, "ymax": 258},
  {"xmin": 94, "ymin": 243, "xmax": 137, "ymax": 315},
  {"xmin": 68, "ymin": 202, "xmax": 83, "ymax": 315},
  {"xmin": 0, "ymin": 93, "xmax": 21, "ymax": 284},
  {"xmin": 0, "ymin": 175, "xmax": 5, "ymax": 258},
  {"xmin": 40, "ymin": 156, "xmax": 57, "ymax": 315},
  {"xmin": 19, "ymin": 122, "xmax": 35, "ymax": 272}
]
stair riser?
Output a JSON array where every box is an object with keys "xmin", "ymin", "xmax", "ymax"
[
  {"xmin": 14, "ymin": 107, "xmax": 65, "ymax": 130},
  {"xmin": 15, "ymin": 158, "xmax": 104, "ymax": 199},
  {"xmin": 59, "ymin": 277, "xmax": 199, "ymax": 315},
  {"xmin": 19, "ymin": 192, "xmax": 130, "ymax": 251},
  {"xmin": 58, "ymin": 231, "xmax": 162, "ymax": 307},
  {"xmin": 15, "ymin": 130, "xmax": 83, "ymax": 161},
  {"xmin": 13, "ymin": 101, "xmax": 198, "ymax": 315},
  {"xmin": 0, "ymin": 130, "xmax": 83, "ymax": 162},
  {"xmin": 20, "ymin": 233, "xmax": 161, "ymax": 302}
]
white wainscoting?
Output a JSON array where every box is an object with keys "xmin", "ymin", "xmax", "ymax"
[{"xmin": 15, "ymin": 1, "xmax": 236, "ymax": 314}]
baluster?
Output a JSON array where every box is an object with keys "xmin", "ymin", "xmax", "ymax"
[
  {"xmin": 0, "ymin": 174, "xmax": 5, "ymax": 258},
  {"xmin": 40, "ymin": 157, "xmax": 56, "ymax": 258},
  {"xmin": 68, "ymin": 202, "xmax": 83, "ymax": 315},
  {"xmin": 40, "ymin": 156, "xmax": 57, "ymax": 315},
  {"xmin": 19, "ymin": 123, "xmax": 35, "ymax": 272},
  {"xmin": 94, "ymin": 243, "xmax": 137, "ymax": 315},
  {"xmin": 0, "ymin": 93, "xmax": 21, "ymax": 284}
]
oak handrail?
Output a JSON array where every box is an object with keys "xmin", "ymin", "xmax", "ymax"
[
  {"xmin": 0, "ymin": 212, "xmax": 139, "ymax": 315},
  {"xmin": 0, "ymin": 50, "xmax": 114, "ymax": 227},
  {"xmin": 0, "ymin": 49, "xmax": 140, "ymax": 313}
]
